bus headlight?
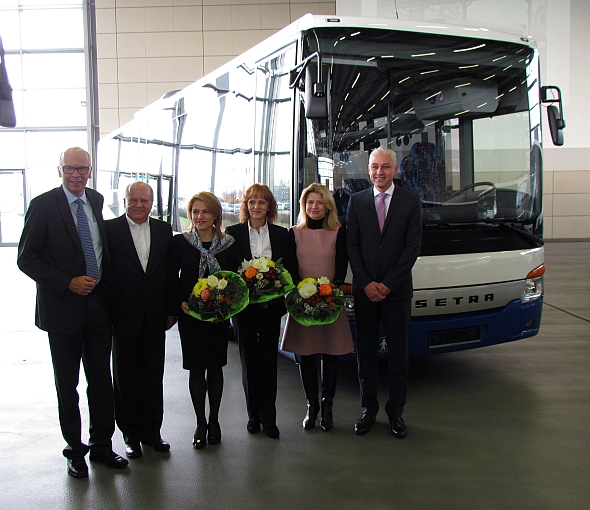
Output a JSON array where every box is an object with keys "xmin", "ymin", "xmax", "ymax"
[
  {"xmin": 521, "ymin": 276, "xmax": 543, "ymax": 303},
  {"xmin": 521, "ymin": 264, "xmax": 545, "ymax": 303}
]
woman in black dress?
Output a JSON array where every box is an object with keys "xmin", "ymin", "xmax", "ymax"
[
  {"xmin": 170, "ymin": 191, "xmax": 236, "ymax": 449},
  {"xmin": 226, "ymin": 184, "xmax": 288, "ymax": 439}
]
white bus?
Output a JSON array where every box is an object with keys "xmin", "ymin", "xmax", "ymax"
[{"xmin": 97, "ymin": 14, "xmax": 565, "ymax": 357}]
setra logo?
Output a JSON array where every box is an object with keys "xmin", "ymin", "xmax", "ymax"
[{"xmin": 414, "ymin": 293, "xmax": 494, "ymax": 308}]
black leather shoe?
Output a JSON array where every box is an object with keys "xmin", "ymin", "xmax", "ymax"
[
  {"xmin": 89, "ymin": 451, "xmax": 129, "ymax": 469},
  {"xmin": 263, "ymin": 423, "xmax": 280, "ymax": 439},
  {"xmin": 247, "ymin": 419, "xmax": 261, "ymax": 434},
  {"xmin": 207, "ymin": 422, "xmax": 221, "ymax": 445},
  {"xmin": 141, "ymin": 438, "xmax": 170, "ymax": 452},
  {"xmin": 125, "ymin": 443, "xmax": 143, "ymax": 458},
  {"xmin": 390, "ymin": 416, "xmax": 407, "ymax": 439},
  {"xmin": 193, "ymin": 425, "xmax": 207, "ymax": 450},
  {"xmin": 354, "ymin": 413, "xmax": 376, "ymax": 435},
  {"xmin": 67, "ymin": 457, "xmax": 88, "ymax": 478}
]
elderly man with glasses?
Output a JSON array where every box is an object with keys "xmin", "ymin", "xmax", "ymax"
[{"xmin": 17, "ymin": 146, "xmax": 128, "ymax": 478}]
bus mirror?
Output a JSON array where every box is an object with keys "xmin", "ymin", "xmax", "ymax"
[
  {"xmin": 305, "ymin": 65, "xmax": 328, "ymax": 119},
  {"xmin": 547, "ymin": 105, "xmax": 564, "ymax": 146},
  {"xmin": 289, "ymin": 52, "xmax": 328, "ymax": 119},
  {"xmin": 541, "ymin": 85, "xmax": 565, "ymax": 146}
]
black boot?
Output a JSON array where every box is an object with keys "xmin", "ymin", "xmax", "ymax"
[
  {"xmin": 320, "ymin": 354, "xmax": 338, "ymax": 432},
  {"xmin": 303, "ymin": 399, "xmax": 320, "ymax": 430},
  {"xmin": 320, "ymin": 397, "xmax": 333, "ymax": 431},
  {"xmin": 299, "ymin": 355, "xmax": 319, "ymax": 430}
]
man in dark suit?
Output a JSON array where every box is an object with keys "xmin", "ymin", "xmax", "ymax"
[
  {"xmin": 17, "ymin": 147, "xmax": 128, "ymax": 478},
  {"xmin": 106, "ymin": 181, "xmax": 176, "ymax": 458},
  {"xmin": 346, "ymin": 146, "xmax": 422, "ymax": 439}
]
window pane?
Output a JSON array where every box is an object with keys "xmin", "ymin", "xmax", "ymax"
[
  {"xmin": 0, "ymin": 12, "xmax": 21, "ymax": 50},
  {"xmin": 25, "ymin": 130, "xmax": 87, "ymax": 167},
  {"xmin": 4, "ymin": 53, "xmax": 22, "ymax": 89},
  {"xmin": 20, "ymin": 9, "xmax": 84, "ymax": 49},
  {"xmin": 22, "ymin": 88, "xmax": 87, "ymax": 127},
  {"xmin": 0, "ymin": 132, "xmax": 26, "ymax": 168},
  {"xmin": 22, "ymin": 52, "xmax": 85, "ymax": 89}
]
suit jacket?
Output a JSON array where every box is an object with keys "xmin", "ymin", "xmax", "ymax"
[
  {"xmin": 346, "ymin": 185, "xmax": 422, "ymax": 300},
  {"xmin": 225, "ymin": 222, "xmax": 289, "ymax": 317},
  {"xmin": 105, "ymin": 214, "xmax": 174, "ymax": 337},
  {"xmin": 17, "ymin": 186, "xmax": 111, "ymax": 334}
]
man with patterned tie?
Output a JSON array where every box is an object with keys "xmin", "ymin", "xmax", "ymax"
[
  {"xmin": 346, "ymin": 146, "xmax": 422, "ymax": 439},
  {"xmin": 17, "ymin": 147, "xmax": 128, "ymax": 478},
  {"xmin": 106, "ymin": 181, "xmax": 176, "ymax": 459}
]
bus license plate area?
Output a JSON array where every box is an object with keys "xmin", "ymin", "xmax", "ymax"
[{"xmin": 428, "ymin": 327, "xmax": 481, "ymax": 348}]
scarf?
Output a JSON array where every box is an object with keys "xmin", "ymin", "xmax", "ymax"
[{"xmin": 183, "ymin": 227, "xmax": 235, "ymax": 279}]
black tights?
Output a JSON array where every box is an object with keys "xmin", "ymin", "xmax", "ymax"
[{"xmin": 188, "ymin": 367, "xmax": 224, "ymax": 426}]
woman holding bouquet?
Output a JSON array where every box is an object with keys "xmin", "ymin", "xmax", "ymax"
[
  {"xmin": 170, "ymin": 191, "xmax": 237, "ymax": 449},
  {"xmin": 226, "ymin": 184, "xmax": 289, "ymax": 439},
  {"xmin": 281, "ymin": 184, "xmax": 354, "ymax": 431}
]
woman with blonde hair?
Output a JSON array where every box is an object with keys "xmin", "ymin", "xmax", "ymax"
[
  {"xmin": 170, "ymin": 191, "xmax": 236, "ymax": 449},
  {"xmin": 226, "ymin": 184, "xmax": 289, "ymax": 439},
  {"xmin": 281, "ymin": 183, "xmax": 354, "ymax": 431}
]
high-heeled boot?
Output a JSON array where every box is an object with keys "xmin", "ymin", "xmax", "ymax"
[
  {"xmin": 303, "ymin": 399, "xmax": 320, "ymax": 430},
  {"xmin": 320, "ymin": 397, "xmax": 333, "ymax": 431}
]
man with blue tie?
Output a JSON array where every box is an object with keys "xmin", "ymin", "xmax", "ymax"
[
  {"xmin": 17, "ymin": 147, "xmax": 128, "ymax": 478},
  {"xmin": 346, "ymin": 146, "xmax": 422, "ymax": 439}
]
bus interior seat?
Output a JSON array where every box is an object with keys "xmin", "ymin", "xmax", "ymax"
[{"xmin": 399, "ymin": 142, "xmax": 444, "ymax": 203}]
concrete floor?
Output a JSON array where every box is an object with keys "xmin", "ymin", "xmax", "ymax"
[{"xmin": 0, "ymin": 242, "xmax": 589, "ymax": 510}]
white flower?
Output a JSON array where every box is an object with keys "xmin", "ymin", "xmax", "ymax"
[
  {"xmin": 206, "ymin": 275, "xmax": 219, "ymax": 288},
  {"xmin": 298, "ymin": 282, "xmax": 318, "ymax": 299},
  {"xmin": 317, "ymin": 276, "xmax": 331, "ymax": 285},
  {"xmin": 251, "ymin": 257, "xmax": 270, "ymax": 272},
  {"xmin": 217, "ymin": 278, "xmax": 228, "ymax": 290}
]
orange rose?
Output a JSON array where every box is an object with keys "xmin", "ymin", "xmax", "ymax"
[
  {"xmin": 319, "ymin": 283, "xmax": 333, "ymax": 296},
  {"xmin": 200, "ymin": 288, "xmax": 211, "ymax": 302},
  {"xmin": 244, "ymin": 266, "xmax": 258, "ymax": 280}
]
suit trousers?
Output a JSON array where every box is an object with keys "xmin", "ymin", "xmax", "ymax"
[
  {"xmin": 354, "ymin": 295, "xmax": 410, "ymax": 419},
  {"xmin": 113, "ymin": 322, "xmax": 166, "ymax": 444},
  {"xmin": 47, "ymin": 287, "xmax": 114, "ymax": 459},
  {"xmin": 232, "ymin": 304, "xmax": 282, "ymax": 426}
]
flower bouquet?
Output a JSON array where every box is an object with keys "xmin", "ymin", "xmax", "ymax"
[
  {"xmin": 285, "ymin": 276, "xmax": 345, "ymax": 326},
  {"xmin": 187, "ymin": 271, "xmax": 249, "ymax": 323},
  {"xmin": 238, "ymin": 257, "xmax": 295, "ymax": 304}
]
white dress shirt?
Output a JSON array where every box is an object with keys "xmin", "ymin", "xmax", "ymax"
[
  {"xmin": 248, "ymin": 221, "xmax": 272, "ymax": 259},
  {"xmin": 126, "ymin": 215, "xmax": 151, "ymax": 272}
]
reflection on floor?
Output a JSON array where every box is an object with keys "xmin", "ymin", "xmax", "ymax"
[{"xmin": 1, "ymin": 242, "xmax": 589, "ymax": 509}]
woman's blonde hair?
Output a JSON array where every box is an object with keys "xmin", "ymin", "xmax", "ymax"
[
  {"xmin": 296, "ymin": 183, "xmax": 340, "ymax": 230},
  {"xmin": 238, "ymin": 183, "xmax": 278, "ymax": 224},
  {"xmin": 186, "ymin": 191, "xmax": 223, "ymax": 237}
]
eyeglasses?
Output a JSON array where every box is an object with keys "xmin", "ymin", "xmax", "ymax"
[{"xmin": 61, "ymin": 165, "xmax": 90, "ymax": 175}]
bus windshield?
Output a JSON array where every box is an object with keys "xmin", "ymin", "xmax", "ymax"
[{"xmin": 299, "ymin": 27, "xmax": 542, "ymax": 228}]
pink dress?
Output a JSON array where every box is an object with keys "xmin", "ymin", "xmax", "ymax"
[{"xmin": 280, "ymin": 226, "xmax": 354, "ymax": 356}]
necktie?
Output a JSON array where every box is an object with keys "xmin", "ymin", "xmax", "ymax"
[
  {"xmin": 377, "ymin": 192, "xmax": 387, "ymax": 232},
  {"xmin": 75, "ymin": 199, "xmax": 100, "ymax": 281}
]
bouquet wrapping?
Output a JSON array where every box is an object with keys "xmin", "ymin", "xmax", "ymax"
[
  {"xmin": 285, "ymin": 276, "xmax": 345, "ymax": 326},
  {"xmin": 187, "ymin": 271, "xmax": 249, "ymax": 323},
  {"xmin": 238, "ymin": 257, "xmax": 294, "ymax": 304}
]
